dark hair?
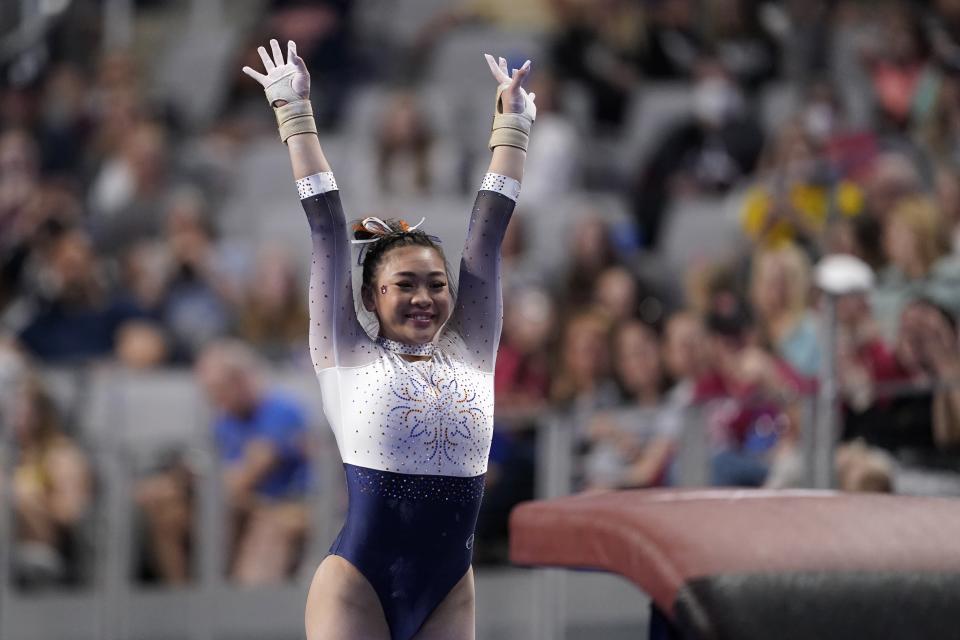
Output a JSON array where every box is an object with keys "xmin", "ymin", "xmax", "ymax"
[
  {"xmin": 352, "ymin": 219, "xmax": 453, "ymax": 295},
  {"xmin": 705, "ymin": 298, "xmax": 754, "ymax": 339},
  {"xmin": 20, "ymin": 375, "xmax": 63, "ymax": 445},
  {"xmin": 911, "ymin": 295, "xmax": 958, "ymax": 335}
]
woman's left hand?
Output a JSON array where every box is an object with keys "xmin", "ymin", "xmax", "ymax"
[{"xmin": 484, "ymin": 54, "xmax": 536, "ymax": 118}]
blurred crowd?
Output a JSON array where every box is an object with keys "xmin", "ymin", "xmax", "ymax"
[{"xmin": 4, "ymin": 0, "xmax": 960, "ymax": 588}]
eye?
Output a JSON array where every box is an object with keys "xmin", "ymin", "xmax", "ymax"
[
  {"xmin": 396, "ymin": 282, "xmax": 414, "ymax": 290},
  {"xmin": 431, "ymin": 281, "xmax": 447, "ymax": 290}
]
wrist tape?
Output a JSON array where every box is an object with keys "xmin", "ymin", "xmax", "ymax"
[
  {"xmin": 488, "ymin": 86, "xmax": 533, "ymax": 151},
  {"xmin": 274, "ymin": 100, "xmax": 317, "ymax": 143},
  {"xmin": 489, "ymin": 112, "xmax": 532, "ymax": 151}
]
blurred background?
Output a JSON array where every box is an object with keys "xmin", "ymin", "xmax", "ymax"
[{"xmin": 3, "ymin": 0, "xmax": 960, "ymax": 637}]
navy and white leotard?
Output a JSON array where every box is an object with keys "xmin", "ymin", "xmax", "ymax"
[{"xmin": 298, "ymin": 171, "xmax": 517, "ymax": 640}]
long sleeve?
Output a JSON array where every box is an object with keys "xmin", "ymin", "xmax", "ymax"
[
  {"xmin": 298, "ymin": 173, "xmax": 376, "ymax": 371},
  {"xmin": 445, "ymin": 174, "xmax": 518, "ymax": 373}
]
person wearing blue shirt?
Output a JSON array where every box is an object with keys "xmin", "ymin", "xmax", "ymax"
[
  {"xmin": 136, "ymin": 340, "xmax": 311, "ymax": 585},
  {"xmin": 212, "ymin": 387, "xmax": 311, "ymax": 501}
]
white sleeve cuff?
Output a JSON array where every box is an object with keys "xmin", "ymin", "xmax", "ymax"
[
  {"xmin": 480, "ymin": 172, "xmax": 521, "ymax": 203},
  {"xmin": 296, "ymin": 172, "xmax": 338, "ymax": 199}
]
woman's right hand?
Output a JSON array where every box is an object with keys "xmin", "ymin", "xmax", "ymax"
[{"xmin": 242, "ymin": 39, "xmax": 310, "ymax": 107}]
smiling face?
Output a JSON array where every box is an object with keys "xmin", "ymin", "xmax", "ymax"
[
  {"xmin": 614, "ymin": 321, "xmax": 662, "ymax": 398},
  {"xmin": 363, "ymin": 244, "xmax": 453, "ymax": 345}
]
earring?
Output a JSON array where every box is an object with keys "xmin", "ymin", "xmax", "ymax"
[{"xmin": 380, "ymin": 285, "xmax": 388, "ymax": 294}]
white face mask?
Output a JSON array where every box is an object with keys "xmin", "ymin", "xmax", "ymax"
[
  {"xmin": 693, "ymin": 78, "xmax": 742, "ymax": 126},
  {"xmin": 804, "ymin": 103, "xmax": 836, "ymax": 141}
]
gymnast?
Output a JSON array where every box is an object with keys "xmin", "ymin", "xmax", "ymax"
[{"xmin": 243, "ymin": 39, "xmax": 535, "ymax": 639}]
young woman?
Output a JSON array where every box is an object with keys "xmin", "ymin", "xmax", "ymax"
[
  {"xmin": 242, "ymin": 40, "xmax": 535, "ymax": 640},
  {"xmin": 873, "ymin": 195, "xmax": 960, "ymax": 341},
  {"xmin": 9, "ymin": 375, "xmax": 92, "ymax": 587},
  {"xmin": 749, "ymin": 242, "xmax": 820, "ymax": 378},
  {"xmin": 584, "ymin": 320, "xmax": 676, "ymax": 490}
]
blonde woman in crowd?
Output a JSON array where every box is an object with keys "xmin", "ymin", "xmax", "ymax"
[
  {"xmin": 749, "ymin": 242, "xmax": 820, "ymax": 377},
  {"xmin": 873, "ymin": 195, "xmax": 960, "ymax": 339}
]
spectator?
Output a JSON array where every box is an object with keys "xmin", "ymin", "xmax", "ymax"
[
  {"xmin": 115, "ymin": 320, "xmax": 170, "ymax": 369},
  {"xmin": 639, "ymin": 0, "xmax": 705, "ymax": 80},
  {"xmin": 683, "ymin": 259, "xmax": 740, "ymax": 318},
  {"xmin": 559, "ymin": 213, "xmax": 620, "ymax": 307},
  {"xmin": 157, "ymin": 192, "xmax": 237, "ymax": 361},
  {"xmin": 36, "ymin": 64, "xmax": 92, "ymax": 177},
  {"xmin": 236, "ymin": 245, "xmax": 309, "ymax": 364},
  {"xmin": 495, "ymin": 287, "xmax": 556, "ymax": 418},
  {"xmin": 0, "ymin": 129, "xmax": 47, "ymax": 312},
  {"xmin": 500, "ymin": 214, "xmax": 546, "ymax": 291},
  {"xmin": 705, "ymin": 0, "xmax": 780, "ymax": 91},
  {"xmin": 550, "ymin": 310, "xmax": 619, "ymax": 424},
  {"xmin": 0, "ymin": 129, "xmax": 41, "ymax": 240},
  {"xmin": 136, "ymin": 340, "xmax": 311, "ymax": 585},
  {"xmin": 657, "ymin": 311, "xmax": 708, "ymax": 481},
  {"xmin": 375, "ymin": 90, "xmax": 434, "ymax": 196},
  {"xmin": 8, "ymin": 375, "xmax": 92, "ymax": 588},
  {"xmin": 593, "ymin": 265, "xmax": 639, "ymax": 322},
  {"xmin": 630, "ymin": 57, "xmax": 764, "ymax": 248},
  {"xmin": 266, "ymin": 0, "xmax": 354, "ymax": 128},
  {"xmin": 695, "ymin": 302, "xmax": 806, "ymax": 487},
  {"xmin": 750, "ymin": 243, "xmax": 821, "ymax": 377},
  {"xmin": 835, "ymin": 288, "xmax": 900, "ymax": 415},
  {"xmin": 517, "ymin": 69, "xmax": 579, "ymax": 203},
  {"xmin": 872, "ymin": 195, "xmax": 960, "ymax": 340},
  {"xmin": 835, "ymin": 439, "xmax": 895, "ymax": 492},
  {"xmin": 87, "ymin": 121, "xmax": 172, "ymax": 255},
  {"xmin": 773, "ymin": 0, "xmax": 832, "ymax": 83},
  {"xmin": 860, "ymin": 2, "xmax": 934, "ymax": 131},
  {"xmin": 583, "ymin": 320, "xmax": 676, "ymax": 489},
  {"xmin": 550, "ymin": 0, "xmax": 645, "ymax": 129},
  {"xmin": 476, "ymin": 287, "xmax": 556, "ymax": 562},
  {"xmin": 740, "ymin": 118, "xmax": 864, "ymax": 254},
  {"xmin": 862, "ymin": 151, "xmax": 924, "ymax": 220},
  {"xmin": 17, "ymin": 226, "xmax": 146, "ymax": 363},
  {"xmin": 933, "ymin": 165, "xmax": 960, "ymax": 254},
  {"xmin": 838, "ymin": 296, "xmax": 960, "ymax": 491},
  {"xmin": 0, "ymin": 132, "xmax": 87, "ymax": 312},
  {"xmin": 913, "ymin": 70, "xmax": 960, "ymax": 167},
  {"xmin": 661, "ymin": 309, "xmax": 708, "ymax": 408}
]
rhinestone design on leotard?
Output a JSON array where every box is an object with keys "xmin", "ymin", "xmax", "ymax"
[
  {"xmin": 388, "ymin": 366, "xmax": 485, "ymax": 464},
  {"xmin": 376, "ymin": 335, "xmax": 435, "ymax": 357},
  {"xmin": 351, "ymin": 465, "xmax": 484, "ymax": 503}
]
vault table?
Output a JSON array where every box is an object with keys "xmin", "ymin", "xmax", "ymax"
[{"xmin": 509, "ymin": 489, "xmax": 960, "ymax": 640}]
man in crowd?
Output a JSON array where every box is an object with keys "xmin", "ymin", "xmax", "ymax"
[{"xmin": 136, "ymin": 340, "xmax": 311, "ymax": 585}]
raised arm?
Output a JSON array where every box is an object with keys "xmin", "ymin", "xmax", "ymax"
[
  {"xmin": 243, "ymin": 40, "xmax": 373, "ymax": 371},
  {"xmin": 447, "ymin": 55, "xmax": 535, "ymax": 372}
]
